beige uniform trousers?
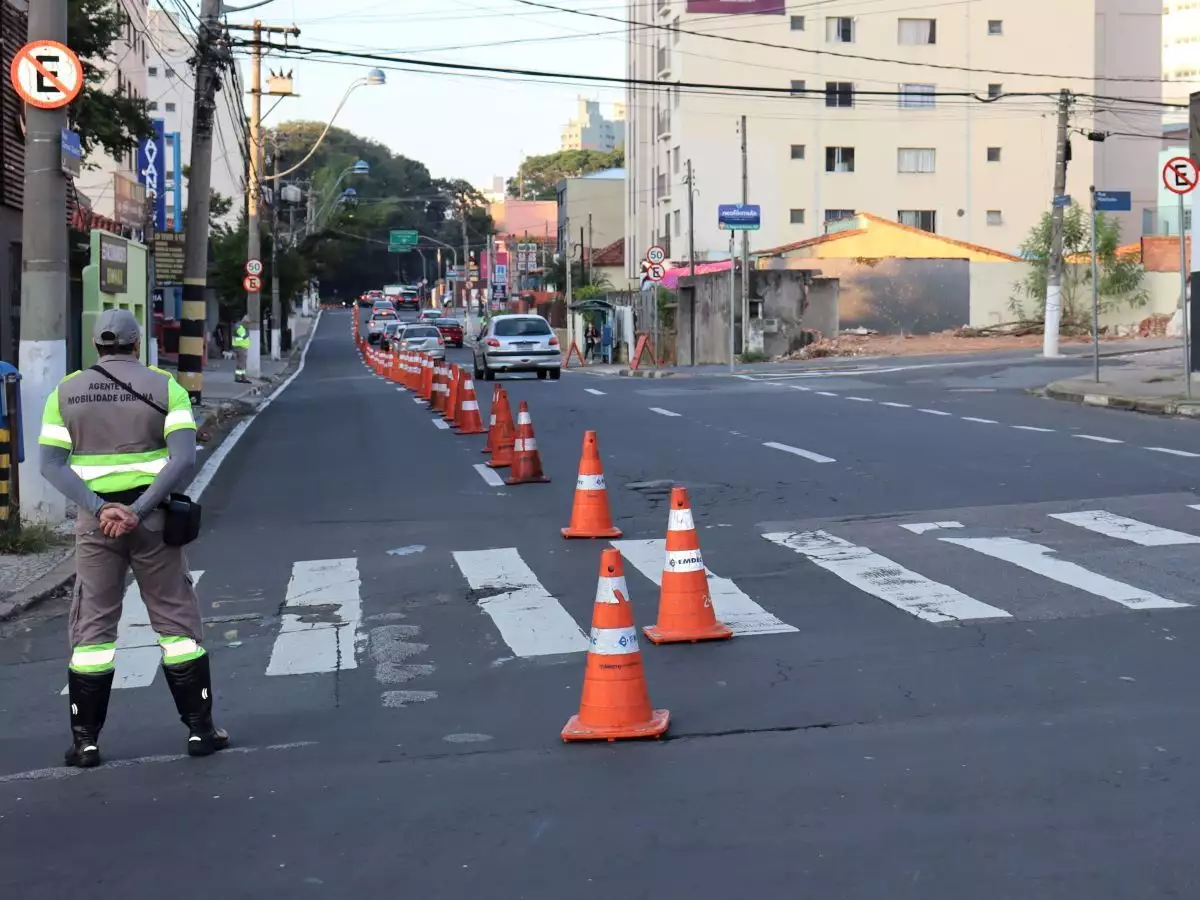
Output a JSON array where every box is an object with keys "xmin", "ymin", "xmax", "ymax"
[
  {"xmin": 234, "ymin": 347, "xmax": 248, "ymax": 373},
  {"xmin": 69, "ymin": 507, "xmax": 203, "ymax": 649}
]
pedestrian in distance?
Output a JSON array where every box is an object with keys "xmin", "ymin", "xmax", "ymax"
[
  {"xmin": 232, "ymin": 315, "xmax": 251, "ymax": 383},
  {"xmin": 38, "ymin": 309, "xmax": 228, "ymax": 768},
  {"xmin": 584, "ymin": 321, "xmax": 598, "ymax": 362}
]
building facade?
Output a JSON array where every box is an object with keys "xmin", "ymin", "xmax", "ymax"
[
  {"xmin": 556, "ymin": 168, "xmax": 626, "ymax": 265},
  {"xmin": 561, "ymin": 98, "xmax": 626, "ymax": 152},
  {"xmin": 1163, "ymin": 0, "xmax": 1200, "ymax": 117},
  {"xmin": 626, "ymin": 0, "xmax": 1162, "ymax": 275}
]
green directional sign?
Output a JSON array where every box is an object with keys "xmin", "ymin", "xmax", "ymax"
[{"xmin": 388, "ymin": 230, "xmax": 418, "ymax": 252}]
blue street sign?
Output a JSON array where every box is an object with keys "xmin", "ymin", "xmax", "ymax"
[
  {"xmin": 137, "ymin": 119, "xmax": 167, "ymax": 231},
  {"xmin": 1095, "ymin": 190, "xmax": 1131, "ymax": 212},
  {"xmin": 718, "ymin": 203, "xmax": 761, "ymax": 230},
  {"xmin": 60, "ymin": 128, "xmax": 81, "ymax": 177},
  {"xmin": 1052, "ymin": 194, "xmax": 1071, "ymax": 208}
]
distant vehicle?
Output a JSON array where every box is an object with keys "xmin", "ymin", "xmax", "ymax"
[
  {"xmin": 400, "ymin": 324, "xmax": 444, "ymax": 360},
  {"xmin": 473, "ymin": 313, "xmax": 560, "ymax": 380},
  {"xmin": 366, "ymin": 309, "xmax": 398, "ymax": 342},
  {"xmin": 372, "ymin": 299, "xmax": 396, "ymax": 314},
  {"xmin": 360, "ymin": 289, "xmax": 384, "ymax": 308},
  {"xmin": 433, "ymin": 317, "xmax": 463, "ymax": 348},
  {"xmin": 397, "ymin": 286, "xmax": 420, "ymax": 310},
  {"xmin": 417, "ymin": 309, "xmax": 442, "ymax": 322}
]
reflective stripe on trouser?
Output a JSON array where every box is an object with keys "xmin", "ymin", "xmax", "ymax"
[
  {"xmin": 159, "ymin": 635, "xmax": 206, "ymax": 664},
  {"xmin": 69, "ymin": 642, "xmax": 116, "ymax": 674}
]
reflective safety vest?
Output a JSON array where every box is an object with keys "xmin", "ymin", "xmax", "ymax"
[
  {"xmin": 38, "ymin": 356, "xmax": 197, "ymax": 494},
  {"xmin": 232, "ymin": 324, "xmax": 250, "ymax": 350}
]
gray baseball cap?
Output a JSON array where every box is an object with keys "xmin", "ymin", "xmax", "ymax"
[{"xmin": 94, "ymin": 308, "xmax": 141, "ymax": 346}]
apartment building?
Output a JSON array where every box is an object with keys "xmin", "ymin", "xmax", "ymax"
[
  {"xmin": 1163, "ymin": 0, "xmax": 1200, "ymax": 117},
  {"xmin": 74, "ymin": 0, "xmax": 150, "ymax": 225},
  {"xmin": 626, "ymin": 0, "xmax": 1161, "ymax": 274},
  {"xmin": 561, "ymin": 98, "xmax": 627, "ymax": 152}
]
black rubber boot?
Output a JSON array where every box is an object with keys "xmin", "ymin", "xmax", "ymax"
[
  {"xmin": 162, "ymin": 653, "xmax": 229, "ymax": 757},
  {"xmin": 64, "ymin": 669, "xmax": 114, "ymax": 768}
]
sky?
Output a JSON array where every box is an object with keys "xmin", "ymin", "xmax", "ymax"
[{"xmin": 191, "ymin": 0, "xmax": 630, "ymax": 190}]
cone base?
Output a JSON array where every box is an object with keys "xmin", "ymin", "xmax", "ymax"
[
  {"xmin": 455, "ymin": 425, "xmax": 488, "ymax": 435},
  {"xmin": 562, "ymin": 525, "xmax": 623, "ymax": 539},
  {"xmin": 642, "ymin": 622, "xmax": 734, "ymax": 644},
  {"xmin": 506, "ymin": 474, "xmax": 551, "ymax": 485},
  {"xmin": 561, "ymin": 708, "xmax": 670, "ymax": 742},
  {"xmin": 486, "ymin": 458, "xmax": 512, "ymax": 469}
]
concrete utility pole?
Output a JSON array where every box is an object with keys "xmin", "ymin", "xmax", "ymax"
[
  {"xmin": 587, "ymin": 213, "xmax": 593, "ymax": 284},
  {"xmin": 18, "ymin": 0, "xmax": 69, "ymax": 522},
  {"xmin": 739, "ymin": 114, "xmax": 749, "ymax": 355},
  {"xmin": 1188, "ymin": 90, "xmax": 1200, "ymax": 374},
  {"xmin": 269, "ymin": 141, "xmax": 281, "ymax": 359},
  {"xmin": 1043, "ymin": 89, "xmax": 1072, "ymax": 358},
  {"xmin": 564, "ymin": 214, "xmax": 572, "ymax": 353},
  {"xmin": 686, "ymin": 158, "xmax": 696, "ymax": 366},
  {"xmin": 460, "ymin": 197, "xmax": 470, "ymax": 314},
  {"xmin": 178, "ymin": 0, "xmax": 224, "ymax": 405}
]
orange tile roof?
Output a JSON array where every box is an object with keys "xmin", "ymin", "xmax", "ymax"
[
  {"xmin": 755, "ymin": 212, "xmax": 1020, "ymax": 261},
  {"xmin": 591, "ymin": 238, "xmax": 624, "ymax": 267}
]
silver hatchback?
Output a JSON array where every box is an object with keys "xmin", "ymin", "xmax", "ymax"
[
  {"xmin": 473, "ymin": 314, "xmax": 561, "ymax": 380},
  {"xmin": 400, "ymin": 324, "xmax": 445, "ymax": 360}
]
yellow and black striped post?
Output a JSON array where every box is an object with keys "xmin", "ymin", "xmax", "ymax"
[{"xmin": 0, "ymin": 374, "xmax": 19, "ymax": 531}]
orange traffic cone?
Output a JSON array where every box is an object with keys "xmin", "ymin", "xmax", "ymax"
[
  {"xmin": 454, "ymin": 375, "xmax": 488, "ymax": 435},
  {"xmin": 486, "ymin": 389, "xmax": 516, "ymax": 469},
  {"xmin": 482, "ymin": 385, "xmax": 502, "ymax": 454},
  {"xmin": 562, "ymin": 431, "xmax": 621, "ymax": 539},
  {"xmin": 642, "ymin": 486, "xmax": 733, "ymax": 645},
  {"xmin": 506, "ymin": 401, "xmax": 550, "ymax": 485},
  {"xmin": 442, "ymin": 365, "xmax": 461, "ymax": 422},
  {"xmin": 430, "ymin": 362, "xmax": 446, "ymax": 412},
  {"xmin": 562, "ymin": 548, "xmax": 670, "ymax": 742},
  {"xmin": 419, "ymin": 355, "xmax": 433, "ymax": 402}
]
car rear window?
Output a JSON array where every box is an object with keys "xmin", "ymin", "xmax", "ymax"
[
  {"xmin": 493, "ymin": 318, "xmax": 551, "ymax": 337},
  {"xmin": 435, "ymin": 319, "xmax": 460, "ymax": 327},
  {"xmin": 371, "ymin": 311, "xmax": 397, "ymax": 320},
  {"xmin": 405, "ymin": 327, "xmax": 439, "ymax": 338}
]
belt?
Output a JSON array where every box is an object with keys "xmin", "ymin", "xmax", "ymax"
[{"xmin": 96, "ymin": 486, "xmax": 147, "ymax": 505}]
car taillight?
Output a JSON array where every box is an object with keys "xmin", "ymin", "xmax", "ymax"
[
  {"xmin": 486, "ymin": 338, "xmax": 500, "ymax": 347},
  {"xmin": 437, "ymin": 336, "xmax": 444, "ymax": 345},
  {"xmin": 549, "ymin": 336, "xmax": 559, "ymax": 346}
]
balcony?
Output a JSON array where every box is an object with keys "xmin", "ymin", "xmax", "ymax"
[
  {"xmin": 656, "ymin": 45, "xmax": 670, "ymax": 76},
  {"xmin": 655, "ymin": 109, "xmax": 671, "ymax": 141}
]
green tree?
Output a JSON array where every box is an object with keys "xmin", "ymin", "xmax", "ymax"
[
  {"xmin": 507, "ymin": 148, "xmax": 624, "ymax": 200},
  {"xmin": 1011, "ymin": 202, "xmax": 1149, "ymax": 324},
  {"xmin": 209, "ymin": 215, "xmax": 308, "ymax": 321},
  {"xmin": 67, "ymin": 0, "xmax": 155, "ymax": 159}
]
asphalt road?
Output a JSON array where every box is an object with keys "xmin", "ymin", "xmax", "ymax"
[{"xmin": 4, "ymin": 309, "xmax": 1200, "ymax": 898}]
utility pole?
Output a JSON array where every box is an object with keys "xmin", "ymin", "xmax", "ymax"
[
  {"xmin": 269, "ymin": 141, "xmax": 281, "ymax": 359},
  {"xmin": 459, "ymin": 198, "xmax": 470, "ymax": 317},
  {"xmin": 17, "ymin": 0, "xmax": 69, "ymax": 522},
  {"xmin": 564, "ymin": 214, "xmax": 572, "ymax": 355},
  {"xmin": 739, "ymin": 114, "xmax": 750, "ymax": 356},
  {"xmin": 587, "ymin": 213, "xmax": 593, "ymax": 284},
  {"xmin": 1043, "ymin": 89, "xmax": 1072, "ymax": 357},
  {"xmin": 230, "ymin": 18, "xmax": 299, "ymax": 374},
  {"xmin": 1188, "ymin": 90, "xmax": 1200, "ymax": 376},
  {"xmin": 686, "ymin": 158, "xmax": 696, "ymax": 366}
]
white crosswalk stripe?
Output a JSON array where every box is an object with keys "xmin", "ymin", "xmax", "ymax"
[
  {"xmin": 1049, "ymin": 510, "xmax": 1200, "ymax": 546},
  {"xmin": 613, "ymin": 538, "xmax": 798, "ymax": 636},
  {"xmin": 266, "ymin": 559, "xmax": 363, "ymax": 676},
  {"xmin": 451, "ymin": 548, "xmax": 588, "ymax": 657}
]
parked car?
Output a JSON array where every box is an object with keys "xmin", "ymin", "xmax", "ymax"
[
  {"xmin": 472, "ymin": 314, "xmax": 560, "ymax": 380},
  {"xmin": 400, "ymin": 324, "xmax": 445, "ymax": 360},
  {"xmin": 379, "ymin": 321, "xmax": 403, "ymax": 350},
  {"xmin": 433, "ymin": 317, "xmax": 464, "ymax": 348},
  {"xmin": 366, "ymin": 309, "xmax": 398, "ymax": 343}
]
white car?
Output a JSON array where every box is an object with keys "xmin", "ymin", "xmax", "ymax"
[{"xmin": 472, "ymin": 314, "xmax": 561, "ymax": 380}]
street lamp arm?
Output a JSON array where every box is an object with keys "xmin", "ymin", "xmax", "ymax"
[
  {"xmin": 220, "ymin": 0, "xmax": 276, "ymax": 11},
  {"xmin": 268, "ymin": 79, "xmax": 368, "ymax": 181}
]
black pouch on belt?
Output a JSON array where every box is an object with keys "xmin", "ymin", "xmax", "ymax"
[{"xmin": 162, "ymin": 493, "xmax": 202, "ymax": 546}]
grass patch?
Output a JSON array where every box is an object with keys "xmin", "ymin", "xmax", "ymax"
[
  {"xmin": 0, "ymin": 521, "xmax": 68, "ymax": 555},
  {"xmin": 738, "ymin": 350, "xmax": 770, "ymax": 363}
]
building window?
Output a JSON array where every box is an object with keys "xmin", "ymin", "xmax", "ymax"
[
  {"xmin": 826, "ymin": 17, "xmax": 854, "ymax": 43},
  {"xmin": 825, "ymin": 146, "xmax": 855, "ymax": 172},
  {"xmin": 988, "ymin": 83, "xmax": 1003, "ymax": 98},
  {"xmin": 790, "ymin": 208, "xmax": 806, "ymax": 224},
  {"xmin": 790, "ymin": 144, "xmax": 806, "ymax": 160},
  {"xmin": 148, "ymin": 101, "xmax": 158, "ymax": 110},
  {"xmin": 148, "ymin": 66, "xmax": 158, "ymax": 76},
  {"xmin": 987, "ymin": 19, "xmax": 1003, "ymax": 35},
  {"xmin": 898, "ymin": 18, "xmax": 936, "ymax": 44},
  {"xmin": 673, "ymin": 209, "xmax": 681, "ymax": 236},
  {"xmin": 673, "ymin": 146, "xmax": 680, "ymax": 174},
  {"xmin": 986, "ymin": 210, "xmax": 1003, "ymax": 226},
  {"xmin": 790, "ymin": 15, "xmax": 805, "ymax": 31},
  {"xmin": 790, "ymin": 79, "xmax": 807, "ymax": 96},
  {"xmin": 898, "ymin": 83, "xmax": 935, "ymax": 108},
  {"xmin": 825, "ymin": 81, "xmax": 854, "ymax": 108},
  {"xmin": 898, "ymin": 210, "xmax": 937, "ymax": 232},
  {"xmin": 165, "ymin": 102, "xmax": 176, "ymax": 112},
  {"xmin": 987, "ymin": 146, "xmax": 1002, "ymax": 162},
  {"xmin": 898, "ymin": 148, "xmax": 936, "ymax": 173},
  {"xmin": 825, "ymin": 209, "xmax": 855, "ymax": 222},
  {"xmin": 672, "ymin": 17, "xmax": 680, "ymax": 44}
]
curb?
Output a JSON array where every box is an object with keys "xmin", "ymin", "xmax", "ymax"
[
  {"xmin": 0, "ymin": 550, "xmax": 75, "ymax": 622},
  {"xmin": 1041, "ymin": 382, "xmax": 1200, "ymax": 418},
  {"xmin": 618, "ymin": 368, "xmax": 675, "ymax": 379}
]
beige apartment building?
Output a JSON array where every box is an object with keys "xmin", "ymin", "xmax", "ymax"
[
  {"xmin": 626, "ymin": 0, "xmax": 1161, "ymax": 274},
  {"xmin": 1163, "ymin": 0, "xmax": 1200, "ymax": 120}
]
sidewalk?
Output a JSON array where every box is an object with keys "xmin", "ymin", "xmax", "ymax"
[{"xmin": 1043, "ymin": 347, "xmax": 1200, "ymax": 417}]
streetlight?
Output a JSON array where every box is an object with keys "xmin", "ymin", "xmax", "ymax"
[
  {"xmin": 268, "ymin": 73, "xmax": 386, "ymax": 183},
  {"xmin": 312, "ymin": 163, "xmax": 370, "ymax": 232}
]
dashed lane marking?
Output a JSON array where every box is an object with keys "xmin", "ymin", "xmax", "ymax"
[
  {"xmin": 432, "ymin": 419, "xmax": 451, "ymax": 430},
  {"xmin": 846, "ymin": 396, "xmax": 874, "ymax": 403},
  {"xmin": 413, "ymin": 397, "xmax": 426, "ymax": 404},
  {"xmin": 473, "ymin": 464, "xmax": 506, "ymax": 487},
  {"xmin": 961, "ymin": 417, "xmax": 998, "ymax": 424},
  {"xmin": 918, "ymin": 408, "xmax": 952, "ymax": 416},
  {"xmin": 1146, "ymin": 447, "xmax": 1200, "ymax": 458},
  {"xmin": 585, "ymin": 388, "xmax": 606, "ymax": 396},
  {"xmin": 815, "ymin": 391, "xmax": 838, "ymax": 397},
  {"xmin": 879, "ymin": 401, "xmax": 911, "ymax": 408},
  {"xmin": 788, "ymin": 384, "xmax": 812, "ymax": 392},
  {"xmin": 1074, "ymin": 434, "xmax": 1123, "ymax": 444},
  {"xmin": 762, "ymin": 441, "xmax": 836, "ymax": 463},
  {"xmin": 1012, "ymin": 425, "xmax": 1055, "ymax": 432},
  {"xmin": 649, "ymin": 407, "xmax": 682, "ymax": 417}
]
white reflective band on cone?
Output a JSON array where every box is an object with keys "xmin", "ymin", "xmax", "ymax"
[
  {"xmin": 589, "ymin": 625, "xmax": 639, "ymax": 655},
  {"xmin": 489, "ymin": 415, "xmax": 497, "ymax": 425},
  {"xmin": 664, "ymin": 548, "xmax": 705, "ymax": 573},
  {"xmin": 514, "ymin": 438, "xmax": 537, "ymax": 452},
  {"xmin": 517, "ymin": 412, "xmax": 532, "ymax": 425},
  {"xmin": 595, "ymin": 574, "xmax": 628, "ymax": 605},
  {"xmin": 577, "ymin": 473, "xmax": 606, "ymax": 491},
  {"xmin": 461, "ymin": 400, "xmax": 479, "ymax": 410},
  {"xmin": 668, "ymin": 507, "xmax": 695, "ymax": 532}
]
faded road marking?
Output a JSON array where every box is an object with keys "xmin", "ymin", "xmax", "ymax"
[
  {"xmin": 1146, "ymin": 447, "xmax": 1200, "ymax": 458},
  {"xmin": 1074, "ymin": 434, "xmax": 1122, "ymax": 444},
  {"xmin": 473, "ymin": 463, "xmax": 506, "ymax": 487},
  {"xmin": 432, "ymin": 419, "xmax": 451, "ymax": 430},
  {"xmin": 763, "ymin": 441, "xmax": 836, "ymax": 463},
  {"xmin": 846, "ymin": 396, "xmax": 873, "ymax": 403},
  {"xmin": 918, "ymin": 408, "xmax": 952, "ymax": 416},
  {"xmin": 1012, "ymin": 425, "xmax": 1054, "ymax": 432},
  {"xmin": 649, "ymin": 407, "xmax": 682, "ymax": 417},
  {"xmin": 961, "ymin": 417, "xmax": 998, "ymax": 424},
  {"xmin": 267, "ymin": 559, "xmax": 362, "ymax": 676},
  {"xmin": 585, "ymin": 388, "xmax": 606, "ymax": 396},
  {"xmin": 900, "ymin": 521, "xmax": 963, "ymax": 535},
  {"xmin": 879, "ymin": 401, "xmax": 911, "ymax": 408},
  {"xmin": 1049, "ymin": 510, "xmax": 1200, "ymax": 546}
]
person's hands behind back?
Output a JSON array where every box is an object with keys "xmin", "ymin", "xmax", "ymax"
[{"xmin": 98, "ymin": 503, "xmax": 138, "ymax": 538}]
